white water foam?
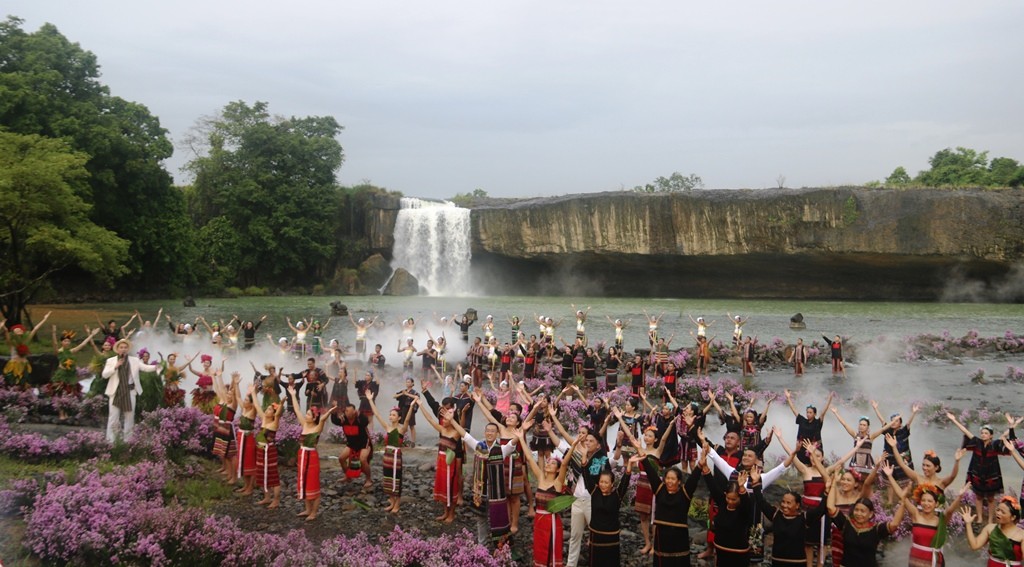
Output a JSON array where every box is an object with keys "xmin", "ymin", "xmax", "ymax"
[{"xmin": 390, "ymin": 197, "xmax": 471, "ymax": 296}]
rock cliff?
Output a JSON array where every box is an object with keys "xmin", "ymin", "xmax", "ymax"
[{"xmin": 466, "ymin": 188, "xmax": 1024, "ymax": 300}]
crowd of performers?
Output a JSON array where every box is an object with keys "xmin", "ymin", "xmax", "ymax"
[{"xmin": 4, "ymin": 307, "xmax": 1024, "ymax": 566}]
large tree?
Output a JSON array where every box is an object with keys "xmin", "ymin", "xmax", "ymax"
[
  {"xmin": 0, "ymin": 131, "xmax": 129, "ymax": 324},
  {"xmin": 184, "ymin": 101, "xmax": 344, "ymax": 287},
  {"xmin": 0, "ymin": 17, "xmax": 195, "ymax": 292}
]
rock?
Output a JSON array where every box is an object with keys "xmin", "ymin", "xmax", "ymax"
[
  {"xmin": 465, "ymin": 188, "xmax": 1024, "ymax": 300},
  {"xmin": 381, "ymin": 268, "xmax": 419, "ymax": 296},
  {"xmin": 182, "ymin": 296, "xmax": 196, "ymax": 307},
  {"xmin": 329, "ymin": 301, "xmax": 349, "ymax": 316},
  {"xmin": 357, "ymin": 254, "xmax": 392, "ymax": 290},
  {"xmin": 790, "ymin": 313, "xmax": 804, "ymax": 323}
]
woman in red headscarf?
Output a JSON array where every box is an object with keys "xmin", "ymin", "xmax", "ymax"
[{"xmin": 188, "ymin": 354, "xmax": 220, "ymax": 414}]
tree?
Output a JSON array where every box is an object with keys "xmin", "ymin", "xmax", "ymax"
[
  {"xmin": 0, "ymin": 17, "xmax": 195, "ymax": 291},
  {"xmin": 988, "ymin": 157, "xmax": 1024, "ymax": 188},
  {"xmin": 0, "ymin": 131, "xmax": 129, "ymax": 324},
  {"xmin": 632, "ymin": 171, "xmax": 704, "ymax": 193},
  {"xmin": 914, "ymin": 147, "xmax": 990, "ymax": 186},
  {"xmin": 885, "ymin": 166, "xmax": 912, "ymax": 186},
  {"xmin": 184, "ymin": 101, "xmax": 344, "ymax": 287}
]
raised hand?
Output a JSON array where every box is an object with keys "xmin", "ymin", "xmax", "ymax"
[
  {"xmin": 959, "ymin": 505, "xmax": 975, "ymax": 524},
  {"xmin": 884, "ymin": 433, "xmax": 897, "ymax": 447}
]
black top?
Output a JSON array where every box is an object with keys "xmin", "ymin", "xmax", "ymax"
[
  {"xmin": 796, "ymin": 414, "xmax": 823, "ymax": 442},
  {"xmin": 420, "ymin": 348, "xmax": 437, "ymax": 369},
  {"xmin": 589, "ymin": 474, "xmax": 630, "ymax": 533},
  {"xmin": 705, "ymin": 471, "xmax": 752, "ymax": 551},
  {"xmin": 756, "ymin": 486, "xmax": 824, "ymax": 560},
  {"xmin": 655, "ymin": 412, "xmax": 680, "ymax": 466},
  {"xmin": 642, "ymin": 459, "xmax": 701, "ymax": 526},
  {"xmin": 830, "ymin": 511, "xmax": 890, "ymax": 567},
  {"xmin": 330, "ymin": 413, "xmax": 370, "ymax": 449}
]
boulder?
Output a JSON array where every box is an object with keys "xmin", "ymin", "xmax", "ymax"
[
  {"xmin": 357, "ymin": 254, "xmax": 392, "ymax": 290},
  {"xmin": 329, "ymin": 301, "xmax": 349, "ymax": 316},
  {"xmin": 382, "ymin": 268, "xmax": 420, "ymax": 296}
]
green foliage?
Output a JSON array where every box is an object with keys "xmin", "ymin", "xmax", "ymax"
[
  {"xmin": 223, "ymin": 287, "xmax": 242, "ymax": 298},
  {"xmin": 0, "ymin": 17, "xmax": 195, "ymax": 293},
  {"xmin": 0, "ymin": 131, "xmax": 130, "ymax": 323},
  {"xmin": 243, "ymin": 286, "xmax": 268, "ymax": 297},
  {"xmin": 185, "ymin": 100, "xmax": 344, "ymax": 287},
  {"xmin": 885, "ymin": 166, "xmax": 911, "ymax": 186},
  {"xmin": 633, "ymin": 171, "xmax": 704, "ymax": 193},
  {"xmin": 842, "ymin": 195, "xmax": 859, "ymax": 226},
  {"xmin": 450, "ymin": 187, "xmax": 489, "ymax": 207},
  {"xmin": 882, "ymin": 147, "xmax": 1024, "ymax": 189},
  {"xmin": 163, "ymin": 466, "xmax": 234, "ymax": 509}
]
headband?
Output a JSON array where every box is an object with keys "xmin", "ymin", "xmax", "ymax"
[
  {"xmin": 201, "ymin": 354, "xmax": 213, "ymax": 363},
  {"xmin": 61, "ymin": 330, "xmax": 77, "ymax": 341}
]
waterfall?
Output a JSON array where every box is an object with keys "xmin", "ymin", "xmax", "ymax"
[{"xmin": 390, "ymin": 198, "xmax": 471, "ymax": 296}]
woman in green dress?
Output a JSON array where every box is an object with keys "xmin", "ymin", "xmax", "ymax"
[
  {"xmin": 134, "ymin": 348, "xmax": 163, "ymax": 417},
  {"xmin": 48, "ymin": 327, "xmax": 100, "ymax": 419}
]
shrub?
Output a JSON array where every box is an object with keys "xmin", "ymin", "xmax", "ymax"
[{"xmin": 243, "ymin": 286, "xmax": 268, "ymax": 297}]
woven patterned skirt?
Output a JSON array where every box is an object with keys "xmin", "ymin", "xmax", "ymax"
[
  {"xmin": 297, "ymin": 447, "xmax": 320, "ymax": 500},
  {"xmin": 256, "ymin": 442, "xmax": 280, "ymax": 489},
  {"xmin": 236, "ymin": 428, "xmax": 257, "ymax": 477},
  {"xmin": 212, "ymin": 420, "xmax": 236, "ymax": 459},
  {"xmin": 383, "ymin": 444, "xmax": 403, "ymax": 496}
]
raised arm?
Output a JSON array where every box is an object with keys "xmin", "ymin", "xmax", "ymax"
[
  {"xmin": 870, "ymin": 399, "xmax": 886, "ymax": 426},
  {"xmin": 366, "ymin": 391, "xmax": 390, "ymax": 432},
  {"xmin": 825, "ymin": 437, "xmax": 866, "ymax": 476},
  {"xmin": 904, "ymin": 403, "xmax": 921, "ymax": 428},
  {"xmin": 783, "ymin": 389, "xmax": 799, "ymax": 417},
  {"xmin": 417, "ymin": 400, "xmax": 445, "ymax": 433},
  {"xmin": 939, "ymin": 447, "xmax": 967, "ymax": 488},
  {"xmin": 287, "ymin": 386, "xmax": 309, "ymax": 428},
  {"xmin": 820, "ymin": 392, "xmax": 835, "ymax": 421},
  {"xmin": 945, "ymin": 411, "xmax": 973, "ymax": 437},
  {"xmin": 885, "ymin": 433, "xmax": 921, "ymax": 484},
  {"xmin": 829, "ymin": 407, "xmax": 857, "ymax": 438},
  {"xmin": 547, "ymin": 402, "xmax": 576, "ymax": 445}
]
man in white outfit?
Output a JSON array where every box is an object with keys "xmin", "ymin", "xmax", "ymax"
[{"xmin": 102, "ymin": 339, "xmax": 158, "ymax": 442}]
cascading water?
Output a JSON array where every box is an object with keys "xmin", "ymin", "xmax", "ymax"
[{"xmin": 390, "ymin": 198, "xmax": 471, "ymax": 296}]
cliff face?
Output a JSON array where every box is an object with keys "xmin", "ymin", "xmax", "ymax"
[{"xmin": 467, "ymin": 188, "xmax": 1024, "ymax": 299}]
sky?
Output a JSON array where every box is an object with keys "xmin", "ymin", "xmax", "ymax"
[{"xmin": 6, "ymin": 1, "xmax": 1024, "ymax": 200}]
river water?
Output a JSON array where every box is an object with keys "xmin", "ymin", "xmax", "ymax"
[{"xmin": 34, "ymin": 296, "xmax": 1024, "ymax": 565}]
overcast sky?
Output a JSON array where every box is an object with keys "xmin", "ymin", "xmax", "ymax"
[{"xmin": 7, "ymin": 1, "xmax": 1024, "ymax": 200}]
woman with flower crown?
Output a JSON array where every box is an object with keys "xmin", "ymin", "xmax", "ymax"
[
  {"xmin": 826, "ymin": 462, "xmax": 908, "ymax": 567},
  {"xmin": 902, "ymin": 482, "xmax": 969, "ymax": 567},
  {"xmin": 962, "ymin": 495, "xmax": 1024, "ymax": 567},
  {"xmin": 288, "ymin": 384, "xmax": 336, "ymax": 522},
  {"xmin": 48, "ymin": 326, "xmax": 100, "ymax": 417}
]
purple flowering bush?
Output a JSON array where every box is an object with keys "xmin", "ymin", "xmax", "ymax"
[
  {"xmin": 0, "ymin": 420, "xmax": 111, "ymax": 462},
  {"xmin": 128, "ymin": 407, "xmax": 215, "ymax": 462},
  {"xmin": 24, "ymin": 461, "xmax": 169, "ymax": 565}
]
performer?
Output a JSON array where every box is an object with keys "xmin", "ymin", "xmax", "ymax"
[
  {"xmin": 704, "ymin": 462, "xmax": 753, "ymax": 566},
  {"xmin": 787, "ymin": 338, "xmax": 808, "ymax": 376},
  {"xmin": 100, "ymin": 339, "xmax": 158, "ymax": 442},
  {"xmin": 754, "ymin": 470, "xmax": 825, "ymax": 567},
  {"xmin": 588, "ymin": 467, "xmax": 632, "ymax": 567},
  {"xmin": 901, "ymin": 482, "xmax": 968, "ymax": 567},
  {"xmin": 211, "ymin": 370, "xmax": 240, "ymax": 485},
  {"xmin": 740, "ymin": 336, "xmax": 758, "ymax": 378},
  {"xmin": 331, "ymin": 401, "xmax": 373, "ymax": 490},
  {"xmin": 947, "ymin": 411, "xmax": 1014, "ymax": 525},
  {"xmin": 830, "ymin": 408, "xmax": 887, "ymax": 475},
  {"xmin": 367, "ymin": 390, "xmax": 415, "ymax": 514},
  {"xmin": 515, "ymin": 426, "xmax": 573, "ymax": 567},
  {"xmin": 251, "ymin": 386, "xmax": 281, "ymax": 509},
  {"xmin": 962, "ymin": 495, "xmax": 1024, "ymax": 566},
  {"xmin": 233, "ymin": 378, "xmax": 258, "ymax": 496},
  {"xmin": 48, "ymin": 326, "xmax": 100, "ymax": 419},
  {"xmin": 605, "ymin": 316, "xmax": 630, "ymax": 352},
  {"xmin": 727, "ymin": 313, "xmax": 748, "ymax": 346},
  {"xmin": 288, "ymin": 385, "xmax": 335, "ymax": 521},
  {"xmin": 873, "ymin": 401, "xmax": 922, "ymax": 505},
  {"xmin": 826, "ymin": 464, "xmax": 907, "ymax": 567},
  {"xmin": 418, "ymin": 395, "xmax": 465, "ymax": 523},
  {"xmin": 822, "ymin": 334, "xmax": 846, "ymax": 378},
  {"xmin": 784, "ymin": 389, "xmax": 834, "ymax": 465},
  {"xmin": 642, "ymin": 445, "xmax": 705, "ymax": 566},
  {"xmin": 187, "ymin": 354, "xmax": 221, "ymax": 414},
  {"xmin": 455, "ymin": 413, "xmax": 521, "ymax": 551}
]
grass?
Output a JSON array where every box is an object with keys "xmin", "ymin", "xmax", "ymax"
[
  {"xmin": 0, "ymin": 456, "xmax": 81, "ymax": 488},
  {"xmin": 163, "ymin": 460, "xmax": 235, "ymax": 509},
  {"xmin": 0, "ymin": 519, "xmax": 39, "ymax": 567}
]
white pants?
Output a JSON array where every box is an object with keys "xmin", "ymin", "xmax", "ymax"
[
  {"xmin": 106, "ymin": 390, "xmax": 137, "ymax": 443},
  {"xmin": 567, "ymin": 495, "xmax": 592, "ymax": 567}
]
